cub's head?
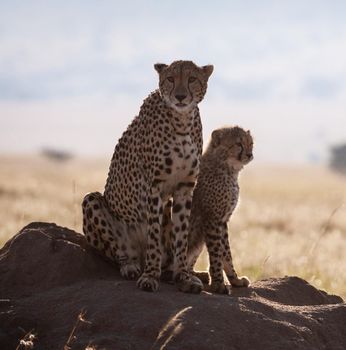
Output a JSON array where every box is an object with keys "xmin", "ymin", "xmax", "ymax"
[
  {"xmin": 154, "ymin": 60, "xmax": 213, "ymax": 113},
  {"xmin": 210, "ymin": 126, "xmax": 254, "ymax": 168}
]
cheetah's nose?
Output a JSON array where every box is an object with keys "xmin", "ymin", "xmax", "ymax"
[
  {"xmin": 175, "ymin": 94, "xmax": 187, "ymax": 102},
  {"xmin": 247, "ymin": 153, "xmax": 253, "ymax": 159}
]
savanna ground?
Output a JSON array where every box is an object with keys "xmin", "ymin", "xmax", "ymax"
[{"xmin": 0, "ymin": 155, "xmax": 345, "ymax": 299}]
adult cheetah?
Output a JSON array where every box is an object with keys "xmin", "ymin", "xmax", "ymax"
[
  {"xmin": 186, "ymin": 126, "xmax": 253, "ymax": 294},
  {"xmin": 82, "ymin": 60, "xmax": 213, "ymax": 293}
]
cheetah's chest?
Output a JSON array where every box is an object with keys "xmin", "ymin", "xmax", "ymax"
[
  {"xmin": 221, "ymin": 178, "xmax": 239, "ymax": 222},
  {"xmin": 161, "ymin": 134, "xmax": 199, "ymax": 198}
]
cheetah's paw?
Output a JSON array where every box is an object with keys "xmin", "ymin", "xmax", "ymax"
[
  {"xmin": 175, "ymin": 272, "xmax": 203, "ymax": 294},
  {"xmin": 208, "ymin": 281, "xmax": 232, "ymax": 295},
  {"xmin": 136, "ymin": 273, "xmax": 159, "ymax": 292},
  {"xmin": 120, "ymin": 263, "xmax": 141, "ymax": 280},
  {"xmin": 229, "ymin": 275, "xmax": 251, "ymax": 288}
]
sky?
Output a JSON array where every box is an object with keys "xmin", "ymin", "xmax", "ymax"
[{"xmin": 0, "ymin": 0, "xmax": 345, "ymax": 163}]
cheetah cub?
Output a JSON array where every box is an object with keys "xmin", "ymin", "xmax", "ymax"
[{"xmin": 187, "ymin": 126, "xmax": 253, "ymax": 294}]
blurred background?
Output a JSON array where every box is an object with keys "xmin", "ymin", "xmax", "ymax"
[{"xmin": 0, "ymin": 0, "xmax": 345, "ymax": 297}]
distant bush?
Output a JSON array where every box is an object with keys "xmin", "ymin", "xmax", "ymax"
[
  {"xmin": 329, "ymin": 143, "xmax": 346, "ymax": 174},
  {"xmin": 41, "ymin": 148, "xmax": 73, "ymax": 162}
]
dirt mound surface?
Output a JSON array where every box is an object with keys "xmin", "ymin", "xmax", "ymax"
[{"xmin": 0, "ymin": 222, "xmax": 345, "ymax": 350}]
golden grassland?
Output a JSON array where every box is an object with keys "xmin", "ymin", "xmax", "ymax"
[{"xmin": 0, "ymin": 155, "xmax": 345, "ymax": 298}]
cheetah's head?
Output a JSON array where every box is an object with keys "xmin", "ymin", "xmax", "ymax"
[
  {"xmin": 211, "ymin": 126, "xmax": 254, "ymax": 169},
  {"xmin": 154, "ymin": 60, "xmax": 213, "ymax": 113}
]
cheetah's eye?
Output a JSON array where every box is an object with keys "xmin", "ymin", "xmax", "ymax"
[
  {"xmin": 167, "ymin": 77, "xmax": 174, "ymax": 83},
  {"xmin": 236, "ymin": 142, "xmax": 243, "ymax": 147},
  {"xmin": 188, "ymin": 77, "xmax": 197, "ymax": 83}
]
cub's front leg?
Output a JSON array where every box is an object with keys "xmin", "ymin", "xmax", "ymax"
[
  {"xmin": 205, "ymin": 223, "xmax": 231, "ymax": 295},
  {"xmin": 222, "ymin": 229, "xmax": 250, "ymax": 288},
  {"xmin": 172, "ymin": 182, "xmax": 203, "ymax": 294},
  {"xmin": 136, "ymin": 185, "xmax": 163, "ymax": 292}
]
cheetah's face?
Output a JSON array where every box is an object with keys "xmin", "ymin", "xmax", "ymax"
[
  {"xmin": 211, "ymin": 126, "xmax": 254, "ymax": 167},
  {"xmin": 154, "ymin": 60, "xmax": 213, "ymax": 114}
]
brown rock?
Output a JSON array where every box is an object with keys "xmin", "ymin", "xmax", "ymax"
[{"xmin": 0, "ymin": 222, "xmax": 345, "ymax": 350}]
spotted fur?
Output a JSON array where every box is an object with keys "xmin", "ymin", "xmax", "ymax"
[
  {"xmin": 82, "ymin": 60, "xmax": 213, "ymax": 293},
  {"xmin": 187, "ymin": 126, "xmax": 253, "ymax": 294}
]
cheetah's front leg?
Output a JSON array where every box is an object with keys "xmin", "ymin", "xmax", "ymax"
[
  {"xmin": 137, "ymin": 185, "xmax": 163, "ymax": 292},
  {"xmin": 172, "ymin": 183, "xmax": 203, "ymax": 294},
  {"xmin": 205, "ymin": 223, "xmax": 231, "ymax": 295},
  {"xmin": 222, "ymin": 229, "xmax": 250, "ymax": 288}
]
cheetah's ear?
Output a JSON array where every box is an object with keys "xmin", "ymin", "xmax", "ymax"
[
  {"xmin": 211, "ymin": 129, "xmax": 223, "ymax": 148},
  {"xmin": 201, "ymin": 65, "xmax": 214, "ymax": 79},
  {"xmin": 154, "ymin": 63, "xmax": 168, "ymax": 74}
]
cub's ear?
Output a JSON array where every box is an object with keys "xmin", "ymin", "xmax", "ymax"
[
  {"xmin": 211, "ymin": 129, "xmax": 223, "ymax": 148},
  {"xmin": 202, "ymin": 65, "xmax": 214, "ymax": 79},
  {"xmin": 154, "ymin": 63, "xmax": 168, "ymax": 74}
]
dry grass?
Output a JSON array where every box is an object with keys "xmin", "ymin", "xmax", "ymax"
[
  {"xmin": 64, "ymin": 310, "xmax": 92, "ymax": 350},
  {"xmin": 15, "ymin": 329, "xmax": 36, "ymax": 350},
  {"xmin": 0, "ymin": 155, "xmax": 345, "ymax": 298}
]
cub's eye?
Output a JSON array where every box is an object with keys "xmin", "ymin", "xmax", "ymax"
[
  {"xmin": 188, "ymin": 77, "xmax": 197, "ymax": 83},
  {"xmin": 167, "ymin": 77, "xmax": 174, "ymax": 83},
  {"xmin": 236, "ymin": 142, "xmax": 243, "ymax": 147}
]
